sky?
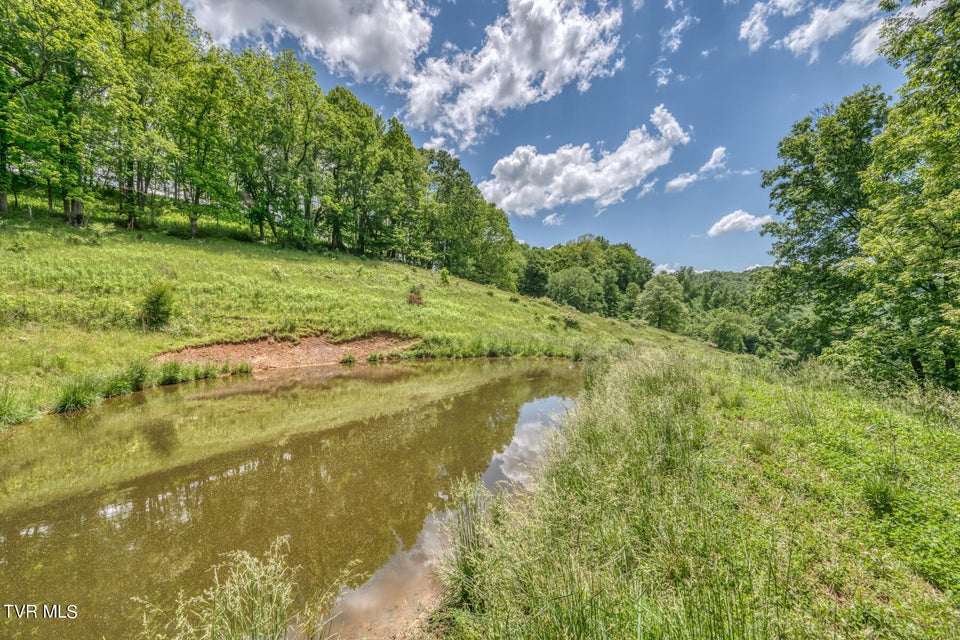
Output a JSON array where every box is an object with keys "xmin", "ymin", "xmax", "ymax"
[{"xmin": 182, "ymin": 0, "xmax": 910, "ymax": 271}]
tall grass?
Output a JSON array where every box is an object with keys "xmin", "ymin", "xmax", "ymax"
[
  {"xmin": 435, "ymin": 350, "xmax": 960, "ymax": 638},
  {"xmin": 137, "ymin": 538, "xmax": 341, "ymax": 640}
]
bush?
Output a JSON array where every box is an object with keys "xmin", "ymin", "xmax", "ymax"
[
  {"xmin": 140, "ymin": 282, "xmax": 174, "ymax": 330},
  {"xmin": 407, "ymin": 293, "xmax": 424, "ymax": 306}
]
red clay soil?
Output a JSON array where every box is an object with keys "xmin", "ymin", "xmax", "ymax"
[{"xmin": 154, "ymin": 333, "xmax": 417, "ymax": 371}]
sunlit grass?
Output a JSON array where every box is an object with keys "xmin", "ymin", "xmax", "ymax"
[{"xmin": 435, "ymin": 350, "xmax": 960, "ymax": 639}]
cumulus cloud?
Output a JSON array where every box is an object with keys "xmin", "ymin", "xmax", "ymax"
[
  {"xmin": 707, "ymin": 210, "xmax": 771, "ymax": 236},
  {"xmin": 184, "ymin": 0, "xmax": 432, "ymax": 81},
  {"xmin": 405, "ymin": 0, "xmax": 623, "ymax": 148},
  {"xmin": 777, "ymin": 0, "xmax": 877, "ymax": 61},
  {"xmin": 542, "ymin": 212, "xmax": 565, "ymax": 226},
  {"xmin": 479, "ymin": 105, "xmax": 691, "ymax": 216},
  {"xmin": 665, "ymin": 146, "xmax": 727, "ymax": 192},
  {"xmin": 654, "ymin": 263, "xmax": 678, "ymax": 274}
]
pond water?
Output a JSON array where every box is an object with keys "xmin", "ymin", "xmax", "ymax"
[{"xmin": 0, "ymin": 360, "xmax": 580, "ymax": 639}]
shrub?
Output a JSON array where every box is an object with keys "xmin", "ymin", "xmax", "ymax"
[
  {"xmin": 140, "ymin": 282, "xmax": 174, "ymax": 330},
  {"xmin": 407, "ymin": 293, "xmax": 424, "ymax": 306},
  {"xmin": 340, "ymin": 354, "xmax": 356, "ymax": 364},
  {"xmin": 440, "ymin": 267, "xmax": 450, "ymax": 285}
]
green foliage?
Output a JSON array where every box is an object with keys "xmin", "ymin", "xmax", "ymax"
[
  {"xmin": 140, "ymin": 283, "xmax": 174, "ymax": 330},
  {"xmin": 636, "ymin": 274, "xmax": 688, "ymax": 331},
  {"xmin": 545, "ymin": 266, "xmax": 604, "ymax": 314}
]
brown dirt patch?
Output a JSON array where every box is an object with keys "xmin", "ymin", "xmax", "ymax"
[{"xmin": 154, "ymin": 333, "xmax": 417, "ymax": 371}]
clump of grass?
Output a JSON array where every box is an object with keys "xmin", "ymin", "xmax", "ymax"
[
  {"xmin": 101, "ymin": 371, "xmax": 134, "ymax": 397},
  {"xmin": 0, "ymin": 388, "xmax": 34, "ymax": 426},
  {"xmin": 53, "ymin": 376, "xmax": 102, "ymax": 413},
  {"xmin": 407, "ymin": 292, "xmax": 424, "ymax": 306},
  {"xmin": 367, "ymin": 352, "xmax": 384, "ymax": 363},
  {"xmin": 746, "ymin": 426, "xmax": 776, "ymax": 459},
  {"xmin": 140, "ymin": 282, "xmax": 175, "ymax": 330},
  {"xmin": 339, "ymin": 354, "xmax": 356, "ymax": 364},
  {"xmin": 126, "ymin": 359, "xmax": 152, "ymax": 391},
  {"xmin": 230, "ymin": 361, "xmax": 253, "ymax": 375},
  {"xmin": 158, "ymin": 361, "xmax": 185, "ymax": 386},
  {"xmin": 196, "ymin": 361, "xmax": 220, "ymax": 380},
  {"xmin": 137, "ymin": 537, "xmax": 342, "ymax": 640}
]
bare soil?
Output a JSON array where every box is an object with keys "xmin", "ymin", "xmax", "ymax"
[{"xmin": 154, "ymin": 333, "xmax": 417, "ymax": 371}]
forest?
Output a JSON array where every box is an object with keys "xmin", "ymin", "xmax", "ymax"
[{"xmin": 2, "ymin": 0, "xmax": 959, "ymax": 389}]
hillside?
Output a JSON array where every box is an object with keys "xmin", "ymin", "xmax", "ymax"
[{"xmin": 0, "ymin": 211, "xmax": 659, "ymax": 427}]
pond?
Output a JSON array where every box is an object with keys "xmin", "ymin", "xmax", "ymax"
[{"xmin": 0, "ymin": 359, "xmax": 580, "ymax": 639}]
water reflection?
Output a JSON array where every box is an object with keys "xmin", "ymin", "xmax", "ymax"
[
  {"xmin": 329, "ymin": 396, "xmax": 571, "ymax": 639},
  {"xmin": 0, "ymin": 360, "xmax": 579, "ymax": 639}
]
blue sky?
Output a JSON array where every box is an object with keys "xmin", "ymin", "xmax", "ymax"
[{"xmin": 183, "ymin": 0, "xmax": 909, "ymax": 271}]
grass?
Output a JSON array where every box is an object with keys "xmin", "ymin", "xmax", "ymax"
[
  {"xmin": 431, "ymin": 350, "xmax": 960, "ymax": 639},
  {"xmin": 136, "ymin": 537, "xmax": 344, "ymax": 640},
  {"xmin": 0, "ymin": 196, "xmax": 661, "ymax": 428}
]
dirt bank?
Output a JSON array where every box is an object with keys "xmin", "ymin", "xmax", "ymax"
[{"xmin": 154, "ymin": 333, "xmax": 418, "ymax": 371}]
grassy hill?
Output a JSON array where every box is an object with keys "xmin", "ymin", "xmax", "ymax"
[{"xmin": 0, "ymin": 210, "xmax": 659, "ymax": 427}]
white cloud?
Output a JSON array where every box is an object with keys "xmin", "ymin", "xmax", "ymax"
[
  {"xmin": 405, "ymin": 0, "xmax": 623, "ymax": 148},
  {"xmin": 700, "ymin": 146, "xmax": 727, "ymax": 172},
  {"xmin": 184, "ymin": 0, "xmax": 432, "ymax": 82},
  {"xmin": 542, "ymin": 212, "xmax": 565, "ymax": 226},
  {"xmin": 707, "ymin": 210, "xmax": 771, "ymax": 236},
  {"xmin": 665, "ymin": 146, "xmax": 727, "ymax": 192},
  {"xmin": 479, "ymin": 105, "xmax": 691, "ymax": 216},
  {"xmin": 661, "ymin": 14, "xmax": 697, "ymax": 53},
  {"xmin": 633, "ymin": 0, "xmax": 644, "ymax": 8},
  {"xmin": 665, "ymin": 172, "xmax": 699, "ymax": 192},
  {"xmin": 701, "ymin": 47, "xmax": 718, "ymax": 57},
  {"xmin": 654, "ymin": 263, "xmax": 677, "ymax": 274},
  {"xmin": 652, "ymin": 64, "xmax": 673, "ymax": 87},
  {"xmin": 743, "ymin": 263, "xmax": 768, "ymax": 271},
  {"xmin": 777, "ymin": 0, "xmax": 877, "ymax": 61},
  {"xmin": 739, "ymin": 0, "xmax": 806, "ymax": 52},
  {"xmin": 845, "ymin": 2, "xmax": 940, "ymax": 65}
]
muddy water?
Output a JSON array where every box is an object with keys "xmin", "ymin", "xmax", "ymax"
[{"xmin": 0, "ymin": 360, "xmax": 579, "ymax": 639}]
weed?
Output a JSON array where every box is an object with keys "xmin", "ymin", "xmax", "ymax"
[
  {"xmin": 339, "ymin": 354, "xmax": 356, "ymax": 364},
  {"xmin": 407, "ymin": 293, "xmax": 424, "ymax": 306},
  {"xmin": 440, "ymin": 267, "xmax": 450, "ymax": 285}
]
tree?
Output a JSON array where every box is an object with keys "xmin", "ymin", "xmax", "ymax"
[
  {"xmin": 636, "ymin": 274, "xmax": 687, "ymax": 331},
  {"xmin": 843, "ymin": 0, "xmax": 960, "ymax": 386},
  {"xmin": 546, "ymin": 267, "xmax": 604, "ymax": 313},
  {"xmin": 758, "ymin": 85, "xmax": 890, "ymax": 355}
]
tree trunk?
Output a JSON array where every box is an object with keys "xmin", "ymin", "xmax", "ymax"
[
  {"xmin": 0, "ymin": 191, "xmax": 7, "ymax": 215},
  {"xmin": 71, "ymin": 198, "xmax": 84, "ymax": 227},
  {"xmin": 908, "ymin": 348, "xmax": 925, "ymax": 384}
]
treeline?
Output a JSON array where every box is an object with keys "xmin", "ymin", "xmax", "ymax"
[
  {"xmin": 0, "ymin": 0, "xmax": 516, "ymax": 288},
  {"xmin": 754, "ymin": 2, "xmax": 960, "ymax": 388}
]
